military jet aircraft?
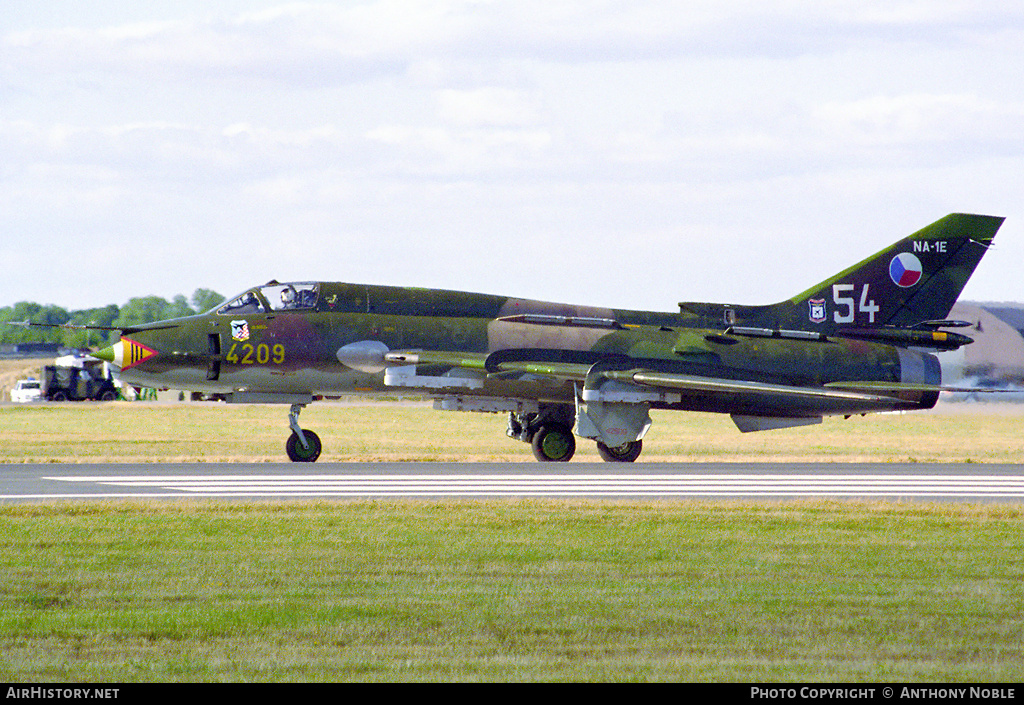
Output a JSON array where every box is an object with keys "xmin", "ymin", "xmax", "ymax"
[{"xmin": 27, "ymin": 213, "xmax": 1008, "ymax": 462}]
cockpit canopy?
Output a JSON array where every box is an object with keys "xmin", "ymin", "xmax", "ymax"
[{"xmin": 217, "ymin": 281, "xmax": 319, "ymax": 315}]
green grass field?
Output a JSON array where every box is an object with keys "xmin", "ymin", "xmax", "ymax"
[
  {"xmin": 1, "ymin": 400, "xmax": 1023, "ymax": 463},
  {"xmin": 1, "ymin": 402, "xmax": 1023, "ymax": 682},
  {"xmin": 2, "ymin": 501, "xmax": 1024, "ymax": 682}
]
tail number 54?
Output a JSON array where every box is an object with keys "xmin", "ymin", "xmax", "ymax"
[{"xmin": 833, "ymin": 284, "xmax": 880, "ymax": 324}]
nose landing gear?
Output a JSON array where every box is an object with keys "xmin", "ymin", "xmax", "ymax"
[{"xmin": 286, "ymin": 403, "xmax": 322, "ymax": 462}]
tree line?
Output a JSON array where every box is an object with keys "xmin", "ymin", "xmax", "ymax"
[{"xmin": 0, "ymin": 289, "xmax": 224, "ymax": 349}]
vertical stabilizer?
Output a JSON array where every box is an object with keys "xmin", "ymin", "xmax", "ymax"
[{"xmin": 764, "ymin": 213, "xmax": 1004, "ymax": 333}]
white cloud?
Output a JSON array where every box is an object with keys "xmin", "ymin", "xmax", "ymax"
[
  {"xmin": 813, "ymin": 93, "xmax": 1024, "ymax": 164},
  {"xmin": 7, "ymin": 1, "xmax": 1022, "ymax": 87},
  {"xmin": 2, "ymin": 1, "xmax": 1023, "ymax": 309},
  {"xmin": 436, "ymin": 88, "xmax": 541, "ymax": 127}
]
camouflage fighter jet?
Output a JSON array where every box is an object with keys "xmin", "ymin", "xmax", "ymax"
[{"xmin": 50, "ymin": 213, "xmax": 1010, "ymax": 461}]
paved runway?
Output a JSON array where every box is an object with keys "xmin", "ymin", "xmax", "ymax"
[{"xmin": 3, "ymin": 462, "xmax": 1024, "ymax": 503}]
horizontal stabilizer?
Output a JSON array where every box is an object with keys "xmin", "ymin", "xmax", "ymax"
[{"xmin": 825, "ymin": 381, "xmax": 1020, "ymax": 395}]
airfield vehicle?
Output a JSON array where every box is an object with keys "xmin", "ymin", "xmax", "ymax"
[
  {"xmin": 42, "ymin": 361, "xmax": 117, "ymax": 402},
  {"xmin": 10, "ymin": 378, "xmax": 42, "ymax": 403}
]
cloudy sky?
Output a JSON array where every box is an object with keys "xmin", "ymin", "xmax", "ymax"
[{"xmin": 3, "ymin": 0, "xmax": 1022, "ymax": 314}]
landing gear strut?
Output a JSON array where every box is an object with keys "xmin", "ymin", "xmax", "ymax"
[{"xmin": 286, "ymin": 403, "xmax": 322, "ymax": 462}]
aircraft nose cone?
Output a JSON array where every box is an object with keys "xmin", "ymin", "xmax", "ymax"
[
  {"xmin": 92, "ymin": 345, "xmax": 116, "ymax": 364},
  {"xmin": 92, "ymin": 341, "xmax": 126, "ymax": 368}
]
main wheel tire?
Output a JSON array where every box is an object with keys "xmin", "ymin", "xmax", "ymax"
[
  {"xmin": 286, "ymin": 429, "xmax": 322, "ymax": 463},
  {"xmin": 531, "ymin": 424, "xmax": 576, "ymax": 462},
  {"xmin": 596, "ymin": 440, "xmax": 642, "ymax": 463}
]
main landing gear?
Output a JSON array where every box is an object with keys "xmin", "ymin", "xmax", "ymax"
[
  {"xmin": 531, "ymin": 423, "xmax": 577, "ymax": 462},
  {"xmin": 508, "ymin": 406, "xmax": 642, "ymax": 463},
  {"xmin": 508, "ymin": 407, "xmax": 578, "ymax": 462},
  {"xmin": 596, "ymin": 440, "xmax": 643, "ymax": 463},
  {"xmin": 286, "ymin": 403, "xmax": 322, "ymax": 462}
]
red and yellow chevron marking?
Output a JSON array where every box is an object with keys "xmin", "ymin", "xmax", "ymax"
[{"xmin": 120, "ymin": 337, "xmax": 158, "ymax": 370}]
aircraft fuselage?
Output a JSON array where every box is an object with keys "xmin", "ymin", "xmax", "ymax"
[
  {"xmin": 114, "ymin": 281, "xmax": 940, "ymax": 418},
  {"xmin": 87, "ymin": 213, "xmax": 1004, "ymax": 462}
]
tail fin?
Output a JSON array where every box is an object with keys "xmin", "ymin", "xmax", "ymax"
[{"xmin": 770, "ymin": 213, "xmax": 1004, "ymax": 333}]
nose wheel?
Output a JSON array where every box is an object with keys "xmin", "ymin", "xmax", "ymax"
[
  {"xmin": 286, "ymin": 429, "xmax": 322, "ymax": 462},
  {"xmin": 286, "ymin": 403, "xmax": 322, "ymax": 462}
]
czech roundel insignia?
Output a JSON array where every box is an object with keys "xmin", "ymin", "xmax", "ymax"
[
  {"xmin": 808, "ymin": 299, "xmax": 827, "ymax": 324},
  {"xmin": 889, "ymin": 253, "xmax": 923, "ymax": 288}
]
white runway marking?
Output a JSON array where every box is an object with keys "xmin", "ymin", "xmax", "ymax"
[{"xmin": 38, "ymin": 473, "xmax": 1024, "ymax": 498}]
